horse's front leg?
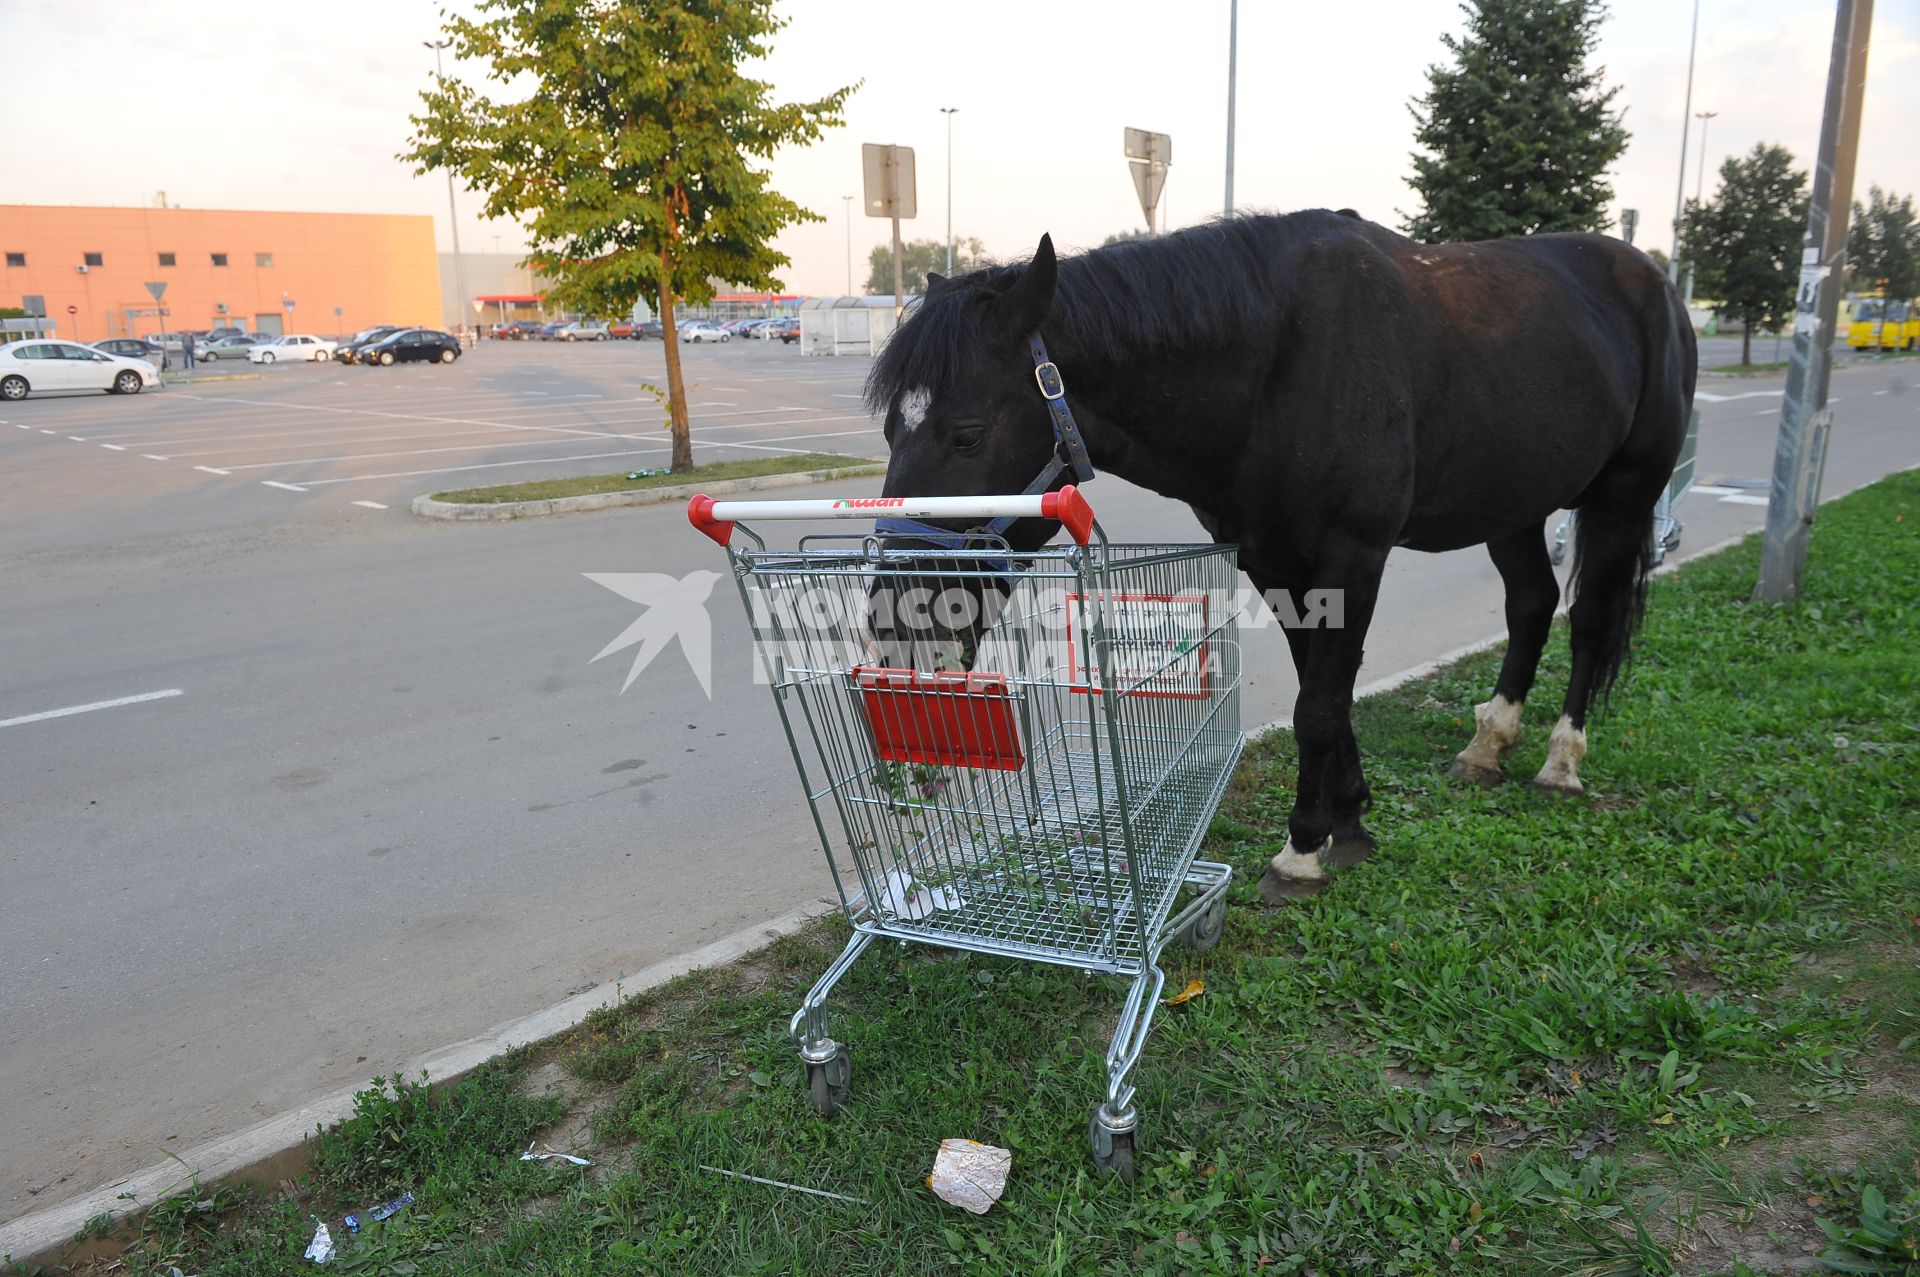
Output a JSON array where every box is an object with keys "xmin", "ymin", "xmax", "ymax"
[{"xmin": 1265, "ymin": 549, "xmax": 1388, "ymax": 884}]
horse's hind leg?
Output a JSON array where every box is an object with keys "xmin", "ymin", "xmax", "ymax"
[
  {"xmin": 1450, "ymin": 527, "xmax": 1561, "ymax": 786},
  {"xmin": 1535, "ymin": 485, "xmax": 1659, "ymax": 795}
]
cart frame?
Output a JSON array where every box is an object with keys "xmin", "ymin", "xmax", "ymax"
[{"xmin": 691, "ymin": 488, "xmax": 1240, "ymax": 1178}]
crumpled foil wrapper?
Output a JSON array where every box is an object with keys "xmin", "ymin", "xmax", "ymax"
[{"xmin": 927, "ymin": 1138, "xmax": 1011, "ymax": 1214}]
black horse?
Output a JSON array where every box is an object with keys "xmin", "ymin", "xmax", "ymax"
[{"xmin": 867, "ymin": 210, "xmax": 1695, "ymax": 886}]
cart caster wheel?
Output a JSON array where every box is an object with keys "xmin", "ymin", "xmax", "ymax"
[
  {"xmin": 1183, "ymin": 897, "xmax": 1226, "ymax": 951},
  {"xmin": 1089, "ymin": 1108, "xmax": 1137, "ymax": 1183},
  {"xmin": 805, "ymin": 1043, "xmax": 851, "ymax": 1118}
]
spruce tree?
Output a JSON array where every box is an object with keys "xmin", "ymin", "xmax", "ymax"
[
  {"xmin": 1681, "ymin": 144, "xmax": 1808, "ymax": 366},
  {"xmin": 1403, "ymin": 0, "xmax": 1628, "ymax": 244}
]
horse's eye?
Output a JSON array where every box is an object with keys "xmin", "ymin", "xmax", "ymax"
[{"xmin": 952, "ymin": 426, "xmax": 985, "ymax": 452}]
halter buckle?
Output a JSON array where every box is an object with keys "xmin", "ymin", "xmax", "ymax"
[{"xmin": 1033, "ymin": 360, "xmax": 1066, "ymax": 401}]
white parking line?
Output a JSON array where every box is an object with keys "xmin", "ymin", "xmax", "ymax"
[
  {"xmin": 99, "ymin": 443, "xmax": 127, "ymax": 451},
  {"xmin": 0, "ymin": 688, "xmax": 184, "ymax": 730},
  {"xmin": 193, "ymin": 465, "xmax": 231, "ymax": 475},
  {"xmin": 351, "ymin": 500, "xmax": 388, "ymax": 509},
  {"xmin": 1721, "ymin": 494, "xmax": 1770, "ymax": 506},
  {"xmin": 262, "ymin": 481, "xmax": 308, "ymax": 492},
  {"xmin": 68, "ymin": 436, "xmax": 87, "ymax": 442},
  {"xmin": 39, "ymin": 429, "xmax": 55, "ymax": 434},
  {"xmin": 142, "ymin": 454, "xmax": 171, "ymax": 461}
]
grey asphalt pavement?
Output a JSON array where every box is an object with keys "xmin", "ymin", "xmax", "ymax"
[{"xmin": 2, "ymin": 338, "xmax": 1916, "ymax": 1227}]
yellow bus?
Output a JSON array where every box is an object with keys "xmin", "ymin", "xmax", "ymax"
[{"xmin": 1848, "ymin": 293, "xmax": 1918, "ymax": 352}]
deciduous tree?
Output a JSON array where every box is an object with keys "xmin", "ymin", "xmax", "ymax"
[
  {"xmin": 1682, "ymin": 143, "xmax": 1808, "ymax": 366},
  {"xmin": 404, "ymin": 0, "xmax": 853, "ymax": 471},
  {"xmin": 866, "ymin": 237, "xmax": 987, "ymax": 296},
  {"xmin": 1847, "ymin": 185, "xmax": 1919, "ymax": 301},
  {"xmin": 1403, "ymin": 0, "xmax": 1628, "ymax": 243}
]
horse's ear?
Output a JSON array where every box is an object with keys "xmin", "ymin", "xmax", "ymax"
[
  {"xmin": 925, "ymin": 271, "xmax": 948, "ymax": 295},
  {"xmin": 995, "ymin": 233, "xmax": 1057, "ymax": 336}
]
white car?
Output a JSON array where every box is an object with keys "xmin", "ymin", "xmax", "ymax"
[
  {"xmin": 0, "ymin": 339, "xmax": 158, "ymax": 400},
  {"xmin": 249, "ymin": 334, "xmax": 338, "ymax": 364},
  {"xmin": 680, "ymin": 321, "xmax": 730, "ymax": 343},
  {"xmin": 560, "ymin": 321, "xmax": 611, "ymax": 341}
]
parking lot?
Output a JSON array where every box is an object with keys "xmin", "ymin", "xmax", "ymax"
[{"xmin": 0, "ymin": 338, "xmax": 882, "ymax": 519}]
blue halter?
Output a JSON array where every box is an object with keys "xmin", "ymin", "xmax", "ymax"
[{"xmin": 874, "ymin": 333, "xmax": 1096, "ymax": 550}]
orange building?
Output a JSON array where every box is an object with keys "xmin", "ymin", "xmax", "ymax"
[{"xmin": 0, "ymin": 205, "xmax": 443, "ymax": 343}]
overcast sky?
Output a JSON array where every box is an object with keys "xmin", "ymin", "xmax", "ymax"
[{"xmin": 3, "ymin": 0, "xmax": 1916, "ymax": 296}]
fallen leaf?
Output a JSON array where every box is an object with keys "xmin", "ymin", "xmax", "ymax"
[
  {"xmin": 1652, "ymin": 1112, "xmax": 1675, "ymax": 1125},
  {"xmin": 1164, "ymin": 979, "xmax": 1204, "ymax": 1006}
]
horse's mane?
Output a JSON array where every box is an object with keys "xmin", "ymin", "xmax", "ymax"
[{"xmin": 865, "ymin": 212, "xmax": 1329, "ymax": 416}]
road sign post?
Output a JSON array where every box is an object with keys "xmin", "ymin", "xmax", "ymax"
[
  {"xmin": 1754, "ymin": 0, "xmax": 1873, "ymax": 603},
  {"xmin": 862, "ymin": 143, "xmax": 917, "ymax": 318},
  {"xmin": 145, "ymin": 281, "xmax": 170, "ymax": 382},
  {"xmin": 1125, "ymin": 128, "xmax": 1172, "ymax": 233}
]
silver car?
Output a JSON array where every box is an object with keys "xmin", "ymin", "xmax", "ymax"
[{"xmin": 200, "ymin": 335, "xmax": 268, "ymax": 361}]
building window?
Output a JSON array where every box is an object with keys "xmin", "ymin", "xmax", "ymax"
[
  {"xmin": 158, "ymin": 252, "xmax": 176, "ymax": 268},
  {"xmin": 84, "ymin": 252, "xmax": 104, "ymax": 267},
  {"xmin": 211, "ymin": 253, "xmax": 228, "ymax": 267},
  {"xmin": 255, "ymin": 252, "xmax": 274, "ymax": 268},
  {"xmin": 4, "ymin": 252, "xmax": 22, "ymax": 268}
]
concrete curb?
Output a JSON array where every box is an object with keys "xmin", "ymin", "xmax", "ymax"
[
  {"xmin": 0, "ymin": 897, "xmax": 841, "ymax": 1268},
  {"xmin": 159, "ymin": 372, "xmax": 263, "ymax": 387},
  {"xmin": 410, "ymin": 463, "xmax": 887, "ymax": 521}
]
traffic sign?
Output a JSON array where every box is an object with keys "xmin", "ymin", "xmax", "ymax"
[
  {"xmin": 66, "ymin": 304, "xmax": 77, "ymax": 315},
  {"xmin": 861, "ymin": 143, "xmax": 916, "ymax": 219},
  {"xmin": 144, "ymin": 281, "xmax": 168, "ymax": 302},
  {"xmin": 283, "ymin": 298, "xmax": 296, "ymax": 309},
  {"xmin": 1124, "ymin": 128, "xmax": 1172, "ymax": 233}
]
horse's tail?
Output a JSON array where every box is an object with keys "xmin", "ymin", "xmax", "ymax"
[{"xmin": 1568, "ymin": 278, "xmax": 1693, "ymax": 713}]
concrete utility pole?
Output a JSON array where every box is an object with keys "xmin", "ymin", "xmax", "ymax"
[
  {"xmin": 425, "ymin": 39, "xmax": 469, "ymax": 332},
  {"xmin": 1224, "ymin": 0, "xmax": 1238, "ymax": 216},
  {"xmin": 941, "ymin": 107, "xmax": 958, "ymax": 274},
  {"xmin": 1684, "ymin": 109, "xmax": 1717, "ymax": 306},
  {"xmin": 1668, "ymin": 0, "xmax": 1701, "ymax": 285},
  {"xmin": 1754, "ymin": 0, "xmax": 1873, "ymax": 603},
  {"xmin": 843, "ymin": 195, "xmax": 853, "ymax": 295}
]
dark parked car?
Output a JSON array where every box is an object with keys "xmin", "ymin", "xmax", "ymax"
[
  {"xmin": 336, "ymin": 326, "xmax": 402, "ymax": 364},
  {"xmin": 360, "ymin": 328, "xmax": 461, "ymax": 366},
  {"xmin": 635, "ymin": 320, "xmax": 666, "ymax": 340},
  {"xmin": 536, "ymin": 321, "xmax": 568, "ymax": 340},
  {"xmin": 94, "ymin": 338, "xmax": 168, "ymax": 370},
  {"xmin": 492, "ymin": 321, "xmax": 539, "ymax": 340},
  {"xmin": 771, "ymin": 317, "xmax": 799, "ymax": 344}
]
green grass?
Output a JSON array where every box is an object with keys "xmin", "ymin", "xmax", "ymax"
[
  {"xmin": 46, "ymin": 474, "xmax": 1920, "ymax": 1277},
  {"xmin": 1706, "ymin": 361, "xmax": 1791, "ymax": 374},
  {"xmin": 430, "ymin": 453, "xmax": 875, "ymax": 504}
]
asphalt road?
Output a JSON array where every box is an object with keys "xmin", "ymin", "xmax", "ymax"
[{"xmin": 2, "ymin": 337, "xmax": 1915, "ymax": 1227}]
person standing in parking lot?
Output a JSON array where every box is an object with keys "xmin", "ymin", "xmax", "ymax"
[{"xmin": 181, "ymin": 331, "xmax": 196, "ymax": 370}]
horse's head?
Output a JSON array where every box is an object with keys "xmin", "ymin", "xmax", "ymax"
[{"xmin": 860, "ymin": 235, "xmax": 1073, "ymax": 671}]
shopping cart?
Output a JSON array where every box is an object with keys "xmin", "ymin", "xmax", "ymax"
[
  {"xmin": 1552, "ymin": 407, "xmax": 1701, "ymax": 567},
  {"xmin": 689, "ymin": 486, "xmax": 1241, "ymax": 1179}
]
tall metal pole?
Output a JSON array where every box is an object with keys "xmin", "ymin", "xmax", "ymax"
[
  {"xmin": 1684, "ymin": 109, "xmax": 1717, "ymax": 307},
  {"xmin": 1668, "ymin": 0, "xmax": 1700, "ymax": 284},
  {"xmin": 843, "ymin": 195, "xmax": 853, "ymax": 295},
  {"xmin": 1224, "ymin": 0, "xmax": 1238, "ymax": 216},
  {"xmin": 940, "ymin": 107, "xmax": 958, "ymax": 274},
  {"xmin": 426, "ymin": 39, "xmax": 469, "ymax": 333},
  {"xmin": 888, "ymin": 148, "xmax": 904, "ymax": 318},
  {"xmin": 1754, "ymin": 0, "xmax": 1873, "ymax": 603}
]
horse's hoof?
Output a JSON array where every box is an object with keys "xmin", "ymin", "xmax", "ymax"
[
  {"xmin": 1324, "ymin": 828, "xmax": 1376, "ymax": 869},
  {"xmin": 1259, "ymin": 869, "xmax": 1323, "ymax": 903},
  {"xmin": 1448, "ymin": 757, "xmax": 1505, "ymax": 787},
  {"xmin": 1529, "ymin": 777, "xmax": 1585, "ymax": 798}
]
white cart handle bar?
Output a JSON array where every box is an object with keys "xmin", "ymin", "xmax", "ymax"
[{"xmin": 688, "ymin": 485, "xmax": 1096, "ymax": 547}]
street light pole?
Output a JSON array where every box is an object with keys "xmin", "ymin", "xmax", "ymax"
[
  {"xmin": 843, "ymin": 195, "xmax": 853, "ymax": 295},
  {"xmin": 1684, "ymin": 109, "xmax": 1717, "ymax": 306},
  {"xmin": 425, "ymin": 38, "xmax": 469, "ymax": 333},
  {"xmin": 940, "ymin": 107, "xmax": 958, "ymax": 275},
  {"xmin": 1667, "ymin": 0, "xmax": 1701, "ymax": 285},
  {"xmin": 1224, "ymin": 0, "xmax": 1238, "ymax": 216}
]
